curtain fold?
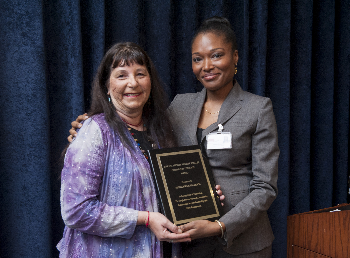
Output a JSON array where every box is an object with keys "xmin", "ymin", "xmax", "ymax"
[
  {"xmin": 224, "ymin": 0, "xmax": 250, "ymax": 91},
  {"xmin": 0, "ymin": 0, "xmax": 52, "ymax": 256},
  {"xmin": 248, "ymin": 0, "xmax": 268, "ymax": 96},
  {"xmin": 310, "ymin": 0, "xmax": 335, "ymax": 211},
  {"xmin": 265, "ymin": 1, "xmax": 291, "ymax": 255},
  {"xmin": 172, "ymin": 1, "xmax": 197, "ymax": 94},
  {"xmin": 0, "ymin": 1, "xmax": 349, "ymax": 257},
  {"xmin": 333, "ymin": 0, "xmax": 350, "ymax": 206},
  {"xmin": 289, "ymin": 0, "xmax": 313, "ymax": 215},
  {"xmin": 80, "ymin": 0, "xmax": 105, "ymax": 110},
  {"xmin": 143, "ymin": 0, "xmax": 174, "ymax": 98}
]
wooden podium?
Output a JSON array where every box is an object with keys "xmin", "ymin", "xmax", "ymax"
[{"xmin": 287, "ymin": 203, "xmax": 350, "ymax": 258}]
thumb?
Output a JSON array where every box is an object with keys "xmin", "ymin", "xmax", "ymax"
[
  {"xmin": 164, "ymin": 220, "xmax": 179, "ymax": 233},
  {"xmin": 179, "ymin": 224, "xmax": 189, "ymax": 233}
]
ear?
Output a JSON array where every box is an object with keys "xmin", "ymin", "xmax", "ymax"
[
  {"xmin": 107, "ymin": 82, "xmax": 110, "ymax": 95},
  {"xmin": 233, "ymin": 50, "xmax": 239, "ymax": 64}
]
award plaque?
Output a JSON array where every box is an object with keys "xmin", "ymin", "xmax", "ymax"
[{"xmin": 148, "ymin": 145, "xmax": 222, "ymax": 225}]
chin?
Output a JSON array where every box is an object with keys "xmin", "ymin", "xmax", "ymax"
[
  {"xmin": 204, "ymin": 81, "xmax": 232, "ymax": 92},
  {"xmin": 127, "ymin": 103, "xmax": 147, "ymax": 111},
  {"xmin": 203, "ymin": 84, "xmax": 223, "ymax": 91}
]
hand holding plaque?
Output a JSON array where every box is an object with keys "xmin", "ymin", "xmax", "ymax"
[{"xmin": 148, "ymin": 145, "xmax": 223, "ymax": 225}]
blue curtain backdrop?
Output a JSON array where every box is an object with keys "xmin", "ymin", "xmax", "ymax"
[{"xmin": 0, "ymin": 1, "xmax": 349, "ymax": 257}]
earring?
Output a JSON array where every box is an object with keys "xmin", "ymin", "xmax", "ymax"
[
  {"xmin": 235, "ymin": 64, "xmax": 238, "ymax": 74},
  {"xmin": 108, "ymin": 96, "xmax": 111, "ymax": 102}
]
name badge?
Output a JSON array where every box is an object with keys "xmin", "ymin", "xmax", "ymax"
[{"xmin": 206, "ymin": 124, "xmax": 232, "ymax": 149}]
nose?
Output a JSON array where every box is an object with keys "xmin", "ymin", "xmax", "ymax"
[
  {"xmin": 203, "ymin": 58, "xmax": 213, "ymax": 71},
  {"xmin": 127, "ymin": 75, "xmax": 138, "ymax": 88}
]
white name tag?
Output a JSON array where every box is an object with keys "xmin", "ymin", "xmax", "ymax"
[
  {"xmin": 207, "ymin": 132, "xmax": 232, "ymax": 149},
  {"xmin": 206, "ymin": 123, "xmax": 232, "ymax": 150}
]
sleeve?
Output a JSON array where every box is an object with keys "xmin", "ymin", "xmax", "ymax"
[
  {"xmin": 219, "ymin": 98, "xmax": 279, "ymax": 247},
  {"xmin": 167, "ymin": 94, "xmax": 180, "ymax": 117},
  {"xmin": 60, "ymin": 118, "xmax": 138, "ymax": 239}
]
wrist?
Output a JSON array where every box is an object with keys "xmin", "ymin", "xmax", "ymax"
[
  {"xmin": 145, "ymin": 211, "xmax": 150, "ymax": 227},
  {"xmin": 137, "ymin": 211, "xmax": 148, "ymax": 225},
  {"xmin": 215, "ymin": 220, "xmax": 226, "ymax": 238}
]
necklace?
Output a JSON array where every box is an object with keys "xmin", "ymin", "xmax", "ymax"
[
  {"xmin": 128, "ymin": 127, "xmax": 150, "ymax": 160},
  {"xmin": 205, "ymin": 109, "xmax": 220, "ymax": 115},
  {"xmin": 121, "ymin": 117, "xmax": 143, "ymax": 127}
]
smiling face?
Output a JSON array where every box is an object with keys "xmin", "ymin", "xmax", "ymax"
[
  {"xmin": 192, "ymin": 32, "xmax": 238, "ymax": 92},
  {"xmin": 108, "ymin": 62, "xmax": 151, "ymax": 117}
]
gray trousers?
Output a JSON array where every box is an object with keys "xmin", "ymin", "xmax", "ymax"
[{"xmin": 181, "ymin": 237, "xmax": 272, "ymax": 258}]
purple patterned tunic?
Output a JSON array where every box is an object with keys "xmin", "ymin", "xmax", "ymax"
[{"xmin": 57, "ymin": 114, "xmax": 161, "ymax": 257}]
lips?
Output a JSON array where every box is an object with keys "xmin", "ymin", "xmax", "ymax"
[
  {"xmin": 202, "ymin": 73, "xmax": 219, "ymax": 81},
  {"xmin": 124, "ymin": 93, "xmax": 142, "ymax": 97}
]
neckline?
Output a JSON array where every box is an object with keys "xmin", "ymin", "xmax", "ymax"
[{"xmin": 128, "ymin": 127, "xmax": 151, "ymax": 161}]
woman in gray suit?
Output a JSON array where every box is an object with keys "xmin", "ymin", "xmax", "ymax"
[
  {"xmin": 167, "ymin": 17, "xmax": 279, "ymax": 258},
  {"xmin": 69, "ymin": 17, "xmax": 279, "ymax": 258}
]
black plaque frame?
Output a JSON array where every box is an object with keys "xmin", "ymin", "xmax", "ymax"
[{"xmin": 148, "ymin": 145, "xmax": 222, "ymax": 225}]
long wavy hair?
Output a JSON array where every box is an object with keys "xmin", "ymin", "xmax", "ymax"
[{"xmin": 88, "ymin": 42, "xmax": 177, "ymax": 150}]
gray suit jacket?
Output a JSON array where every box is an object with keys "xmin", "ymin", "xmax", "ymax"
[{"xmin": 167, "ymin": 82, "xmax": 279, "ymax": 255}]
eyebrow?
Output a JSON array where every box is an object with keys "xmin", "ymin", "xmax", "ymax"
[
  {"xmin": 192, "ymin": 48, "xmax": 225, "ymax": 55},
  {"xmin": 114, "ymin": 67, "xmax": 147, "ymax": 72},
  {"xmin": 136, "ymin": 68, "xmax": 148, "ymax": 73}
]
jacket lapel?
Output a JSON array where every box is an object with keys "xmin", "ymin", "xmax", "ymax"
[
  {"xmin": 184, "ymin": 88, "xmax": 207, "ymax": 145},
  {"xmin": 202, "ymin": 81, "xmax": 243, "ymax": 141},
  {"xmin": 217, "ymin": 81, "xmax": 243, "ymax": 126}
]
